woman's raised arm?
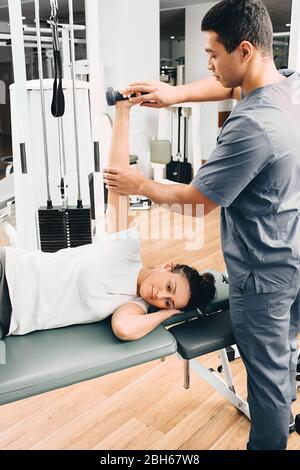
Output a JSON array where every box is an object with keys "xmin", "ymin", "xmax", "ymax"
[{"xmin": 106, "ymin": 100, "xmax": 135, "ymax": 234}]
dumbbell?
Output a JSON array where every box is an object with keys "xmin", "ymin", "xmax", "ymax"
[{"xmin": 106, "ymin": 87, "xmax": 147, "ymax": 106}]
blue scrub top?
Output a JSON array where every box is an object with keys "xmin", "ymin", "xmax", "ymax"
[{"xmin": 192, "ymin": 70, "xmax": 300, "ymax": 293}]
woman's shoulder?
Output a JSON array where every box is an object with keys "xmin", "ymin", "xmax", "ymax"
[
  {"xmin": 94, "ymin": 226, "xmax": 141, "ymax": 257},
  {"xmin": 105, "ymin": 225, "xmax": 140, "ymax": 241}
]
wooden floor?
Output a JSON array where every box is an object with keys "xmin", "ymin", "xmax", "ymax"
[{"xmin": 0, "ymin": 206, "xmax": 299, "ymax": 450}]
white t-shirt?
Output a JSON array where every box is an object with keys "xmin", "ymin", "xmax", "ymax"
[{"xmin": 6, "ymin": 227, "xmax": 148, "ymax": 336}]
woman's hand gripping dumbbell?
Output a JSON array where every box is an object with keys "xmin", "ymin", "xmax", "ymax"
[{"xmin": 106, "ymin": 87, "xmax": 148, "ymax": 106}]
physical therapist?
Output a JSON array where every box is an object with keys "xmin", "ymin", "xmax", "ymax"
[{"xmin": 103, "ymin": 0, "xmax": 300, "ymax": 450}]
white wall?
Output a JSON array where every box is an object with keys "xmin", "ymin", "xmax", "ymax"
[
  {"xmin": 289, "ymin": 0, "xmax": 300, "ymax": 72},
  {"xmin": 185, "ymin": 2, "xmax": 217, "ymax": 83},
  {"xmin": 97, "ymin": 0, "xmax": 160, "ymax": 177},
  {"xmin": 185, "ymin": 2, "xmax": 219, "ymax": 163}
]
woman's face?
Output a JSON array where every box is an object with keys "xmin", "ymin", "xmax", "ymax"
[{"xmin": 139, "ymin": 265, "xmax": 191, "ymax": 310}]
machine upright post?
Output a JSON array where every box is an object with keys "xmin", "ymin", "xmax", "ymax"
[
  {"xmin": 85, "ymin": 0, "xmax": 107, "ymax": 222},
  {"xmin": 8, "ymin": 0, "xmax": 38, "ymax": 250},
  {"xmin": 61, "ymin": 27, "xmax": 71, "ymax": 79},
  {"xmin": 85, "ymin": 0, "xmax": 107, "ymax": 129}
]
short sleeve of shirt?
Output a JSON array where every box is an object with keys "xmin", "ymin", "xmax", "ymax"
[
  {"xmin": 192, "ymin": 113, "xmax": 274, "ymax": 208},
  {"xmin": 106, "ymin": 225, "xmax": 140, "ymax": 240},
  {"xmin": 94, "ymin": 225, "xmax": 141, "ymax": 262},
  {"xmin": 129, "ymin": 298, "xmax": 149, "ymax": 313},
  {"xmin": 107, "ymin": 227, "xmax": 150, "ymax": 314}
]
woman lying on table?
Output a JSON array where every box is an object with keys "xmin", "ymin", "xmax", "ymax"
[{"xmin": 0, "ymin": 98, "xmax": 215, "ymax": 341}]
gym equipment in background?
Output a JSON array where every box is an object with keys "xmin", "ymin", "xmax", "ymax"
[
  {"xmin": 150, "ymin": 108, "xmax": 176, "ymax": 182},
  {"xmin": 106, "ymin": 87, "xmax": 147, "ymax": 106},
  {"xmin": 9, "ymin": 0, "xmax": 105, "ymax": 251},
  {"xmin": 166, "ymin": 107, "xmax": 192, "ymax": 184},
  {"xmin": 41, "ymin": 0, "xmax": 66, "ymax": 248},
  {"xmin": 50, "ymin": 0, "xmax": 65, "ymax": 118},
  {"xmin": 157, "ymin": 102, "xmax": 219, "ymax": 178},
  {"xmin": 103, "ymin": 154, "xmax": 150, "ymax": 211},
  {"xmin": 129, "ymin": 195, "xmax": 152, "ymax": 211},
  {"xmin": 36, "ymin": 0, "xmax": 92, "ymax": 252},
  {"xmin": 129, "ymin": 154, "xmax": 152, "ymax": 210},
  {"xmin": 150, "ymin": 140, "xmax": 172, "ymax": 165},
  {"xmin": 150, "ymin": 138, "xmax": 172, "ymax": 181}
]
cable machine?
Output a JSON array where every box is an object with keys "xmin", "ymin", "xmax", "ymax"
[{"xmin": 7, "ymin": 0, "xmax": 105, "ymax": 251}]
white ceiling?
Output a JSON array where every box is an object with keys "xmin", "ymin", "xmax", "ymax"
[
  {"xmin": 160, "ymin": 0, "xmax": 292, "ymax": 41},
  {"xmin": 0, "ymin": 0, "xmax": 293, "ymax": 33}
]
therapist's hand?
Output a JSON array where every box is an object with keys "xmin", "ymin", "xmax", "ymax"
[
  {"xmin": 115, "ymin": 90, "xmax": 142, "ymax": 110},
  {"xmin": 120, "ymin": 80, "xmax": 179, "ymax": 108},
  {"xmin": 103, "ymin": 167, "xmax": 147, "ymax": 196}
]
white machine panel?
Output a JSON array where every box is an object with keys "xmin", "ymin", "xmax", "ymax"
[{"xmin": 10, "ymin": 79, "xmax": 94, "ymax": 250}]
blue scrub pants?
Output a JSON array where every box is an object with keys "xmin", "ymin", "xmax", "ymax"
[{"xmin": 229, "ymin": 271, "xmax": 300, "ymax": 450}]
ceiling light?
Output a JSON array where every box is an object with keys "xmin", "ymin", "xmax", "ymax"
[
  {"xmin": 170, "ymin": 36, "xmax": 175, "ymax": 40},
  {"xmin": 286, "ymin": 23, "xmax": 291, "ymax": 27}
]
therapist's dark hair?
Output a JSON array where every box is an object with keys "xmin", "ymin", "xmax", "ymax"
[{"xmin": 201, "ymin": 0, "xmax": 273, "ymax": 57}]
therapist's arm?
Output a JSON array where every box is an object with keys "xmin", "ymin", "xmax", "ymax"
[
  {"xmin": 121, "ymin": 76, "xmax": 241, "ymax": 108},
  {"xmin": 103, "ymin": 167, "xmax": 218, "ymax": 218},
  {"xmin": 139, "ymin": 179, "xmax": 218, "ymax": 217},
  {"xmin": 174, "ymin": 77, "xmax": 241, "ymax": 103}
]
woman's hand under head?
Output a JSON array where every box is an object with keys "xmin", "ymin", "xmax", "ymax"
[{"xmin": 137, "ymin": 263, "xmax": 190, "ymax": 312}]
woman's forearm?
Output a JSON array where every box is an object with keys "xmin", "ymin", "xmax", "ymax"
[
  {"xmin": 107, "ymin": 107, "xmax": 131, "ymax": 233},
  {"xmin": 107, "ymin": 108, "xmax": 130, "ymax": 169},
  {"xmin": 124, "ymin": 310, "xmax": 177, "ymax": 341}
]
